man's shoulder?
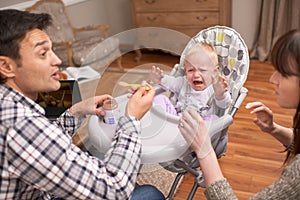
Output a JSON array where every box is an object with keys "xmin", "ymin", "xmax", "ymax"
[{"xmin": 0, "ymin": 87, "xmax": 43, "ymax": 124}]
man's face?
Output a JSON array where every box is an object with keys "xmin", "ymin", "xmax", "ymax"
[
  {"xmin": 11, "ymin": 29, "xmax": 62, "ymax": 100},
  {"xmin": 184, "ymin": 52, "xmax": 217, "ymax": 91}
]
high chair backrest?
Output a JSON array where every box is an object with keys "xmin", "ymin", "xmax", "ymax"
[{"xmin": 171, "ymin": 26, "xmax": 249, "ymax": 113}]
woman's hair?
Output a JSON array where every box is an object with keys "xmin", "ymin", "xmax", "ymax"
[
  {"xmin": 0, "ymin": 9, "xmax": 52, "ymax": 84},
  {"xmin": 271, "ymin": 29, "xmax": 300, "ymax": 163}
]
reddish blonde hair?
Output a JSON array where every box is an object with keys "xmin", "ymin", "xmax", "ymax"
[{"xmin": 185, "ymin": 42, "xmax": 218, "ymax": 67}]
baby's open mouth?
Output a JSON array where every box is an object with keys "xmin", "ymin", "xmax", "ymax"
[{"xmin": 193, "ymin": 80, "xmax": 203, "ymax": 85}]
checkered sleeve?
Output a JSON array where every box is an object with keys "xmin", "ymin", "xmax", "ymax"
[
  {"xmin": 103, "ymin": 116, "xmax": 142, "ymax": 196},
  {"xmin": 6, "ymin": 114, "xmax": 142, "ymax": 199},
  {"xmin": 54, "ymin": 109, "xmax": 81, "ymax": 137}
]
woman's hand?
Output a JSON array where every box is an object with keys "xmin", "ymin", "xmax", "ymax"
[
  {"xmin": 69, "ymin": 94, "xmax": 113, "ymax": 118},
  {"xmin": 149, "ymin": 65, "xmax": 164, "ymax": 85},
  {"xmin": 245, "ymin": 102, "xmax": 275, "ymax": 134},
  {"xmin": 179, "ymin": 109, "xmax": 213, "ymax": 160},
  {"xmin": 126, "ymin": 83, "xmax": 155, "ymax": 120},
  {"xmin": 246, "ymin": 102, "xmax": 294, "ymax": 146}
]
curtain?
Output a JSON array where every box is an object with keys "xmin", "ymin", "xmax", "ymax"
[{"xmin": 251, "ymin": 0, "xmax": 300, "ymax": 61}]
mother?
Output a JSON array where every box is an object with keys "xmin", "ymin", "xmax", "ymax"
[{"xmin": 179, "ymin": 29, "xmax": 300, "ymax": 199}]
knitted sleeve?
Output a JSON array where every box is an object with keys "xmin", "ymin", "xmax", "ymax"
[{"xmin": 205, "ymin": 155, "xmax": 300, "ymax": 200}]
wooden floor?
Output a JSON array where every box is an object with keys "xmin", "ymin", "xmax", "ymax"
[{"xmin": 105, "ymin": 51, "xmax": 295, "ymax": 199}]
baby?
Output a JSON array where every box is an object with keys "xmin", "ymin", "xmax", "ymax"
[{"xmin": 150, "ymin": 42, "xmax": 232, "ymax": 119}]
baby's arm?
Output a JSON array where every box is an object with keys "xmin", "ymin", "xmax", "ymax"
[
  {"xmin": 150, "ymin": 65, "xmax": 184, "ymax": 93},
  {"xmin": 212, "ymin": 74, "xmax": 228, "ymax": 100},
  {"xmin": 149, "ymin": 66, "xmax": 164, "ymax": 85}
]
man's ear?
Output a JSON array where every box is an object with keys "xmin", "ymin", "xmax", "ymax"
[{"xmin": 0, "ymin": 56, "xmax": 16, "ymax": 78}]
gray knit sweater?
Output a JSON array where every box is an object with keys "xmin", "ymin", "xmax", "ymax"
[{"xmin": 204, "ymin": 154, "xmax": 300, "ymax": 199}]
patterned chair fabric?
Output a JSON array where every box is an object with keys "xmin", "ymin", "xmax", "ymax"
[
  {"xmin": 170, "ymin": 26, "xmax": 249, "ymax": 114},
  {"xmin": 26, "ymin": 0, "xmax": 122, "ymax": 69},
  {"xmin": 179, "ymin": 26, "xmax": 249, "ymax": 102}
]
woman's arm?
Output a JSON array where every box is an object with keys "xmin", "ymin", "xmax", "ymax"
[
  {"xmin": 178, "ymin": 109, "xmax": 238, "ymax": 199},
  {"xmin": 246, "ymin": 102, "xmax": 293, "ymax": 146}
]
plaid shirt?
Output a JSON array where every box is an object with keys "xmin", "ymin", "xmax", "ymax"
[{"xmin": 0, "ymin": 84, "xmax": 142, "ymax": 199}]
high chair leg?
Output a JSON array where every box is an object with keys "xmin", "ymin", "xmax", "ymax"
[
  {"xmin": 187, "ymin": 181, "xmax": 199, "ymax": 200},
  {"xmin": 166, "ymin": 172, "xmax": 186, "ymax": 200}
]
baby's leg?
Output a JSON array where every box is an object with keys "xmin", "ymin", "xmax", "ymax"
[
  {"xmin": 202, "ymin": 114, "xmax": 219, "ymax": 121},
  {"xmin": 153, "ymin": 94, "xmax": 177, "ymax": 115}
]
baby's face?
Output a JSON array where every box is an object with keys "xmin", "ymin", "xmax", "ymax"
[{"xmin": 184, "ymin": 53, "xmax": 217, "ymax": 91}]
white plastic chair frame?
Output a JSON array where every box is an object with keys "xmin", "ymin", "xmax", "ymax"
[{"xmin": 159, "ymin": 26, "xmax": 249, "ymax": 200}]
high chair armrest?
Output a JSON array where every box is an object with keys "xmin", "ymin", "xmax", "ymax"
[
  {"xmin": 235, "ymin": 87, "xmax": 248, "ymax": 108},
  {"xmin": 206, "ymin": 114, "xmax": 233, "ymax": 138},
  {"xmin": 154, "ymin": 85, "xmax": 167, "ymax": 96},
  {"xmin": 230, "ymin": 87, "xmax": 248, "ymax": 116}
]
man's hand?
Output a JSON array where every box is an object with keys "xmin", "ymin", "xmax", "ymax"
[
  {"xmin": 126, "ymin": 83, "xmax": 155, "ymax": 120},
  {"xmin": 69, "ymin": 94, "xmax": 113, "ymax": 118}
]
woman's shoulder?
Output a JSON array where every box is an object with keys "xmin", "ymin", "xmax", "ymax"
[
  {"xmin": 282, "ymin": 154, "xmax": 300, "ymax": 176},
  {"xmin": 292, "ymin": 154, "xmax": 300, "ymax": 164},
  {"xmin": 291, "ymin": 154, "xmax": 300, "ymax": 164}
]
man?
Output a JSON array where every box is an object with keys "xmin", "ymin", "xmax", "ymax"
[{"xmin": 0, "ymin": 9, "xmax": 163, "ymax": 199}]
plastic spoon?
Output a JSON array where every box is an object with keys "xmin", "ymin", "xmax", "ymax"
[{"xmin": 118, "ymin": 81, "xmax": 151, "ymax": 90}]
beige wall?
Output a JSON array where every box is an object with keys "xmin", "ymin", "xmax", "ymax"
[
  {"xmin": 1, "ymin": 0, "xmax": 261, "ymax": 49},
  {"xmin": 67, "ymin": 0, "xmax": 261, "ymax": 49},
  {"xmin": 232, "ymin": 0, "xmax": 261, "ymax": 49},
  {"xmin": 67, "ymin": 0, "xmax": 134, "ymax": 36}
]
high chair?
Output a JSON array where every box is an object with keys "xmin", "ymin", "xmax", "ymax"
[
  {"xmin": 86, "ymin": 26, "xmax": 249, "ymax": 199},
  {"xmin": 159, "ymin": 25, "xmax": 249, "ymax": 199}
]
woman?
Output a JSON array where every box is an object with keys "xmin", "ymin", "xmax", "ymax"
[{"xmin": 178, "ymin": 29, "xmax": 300, "ymax": 199}]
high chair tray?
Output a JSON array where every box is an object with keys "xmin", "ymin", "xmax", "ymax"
[{"xmin": 87, "ymin": 94, "xmax": 233, "ymax": 164}]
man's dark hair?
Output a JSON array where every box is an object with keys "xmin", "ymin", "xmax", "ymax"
[{"xmin": 0, "ymin": 9, "xmax": 52, "ymax": 84}]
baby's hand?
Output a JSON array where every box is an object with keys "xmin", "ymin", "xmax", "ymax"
[
  {"xmin": 149, "ymin": 65, "xmax": 164, "ymax": 84},
  {"xmin": 212, "ymin": 73, "xmax": 228, "ymax": 100}
]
